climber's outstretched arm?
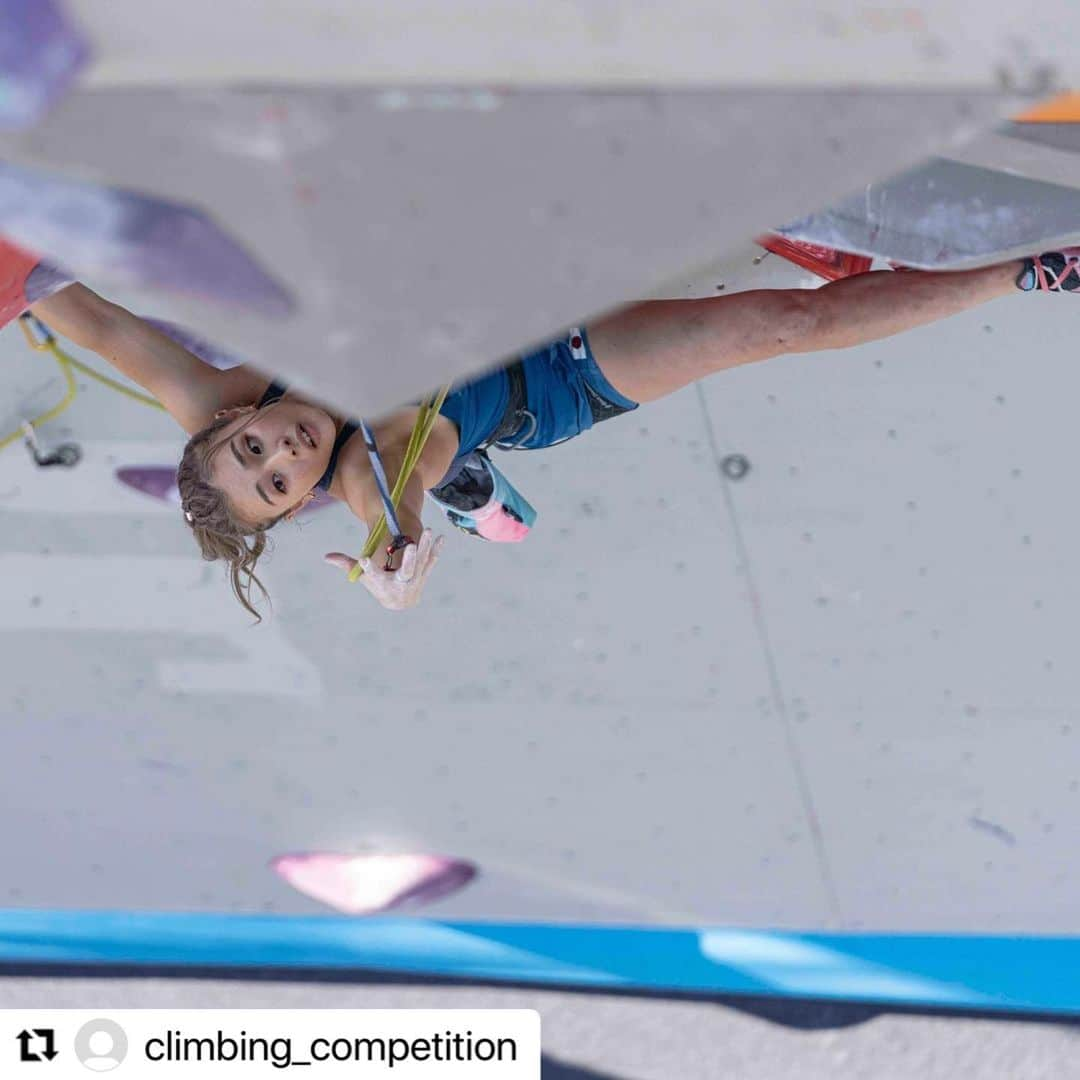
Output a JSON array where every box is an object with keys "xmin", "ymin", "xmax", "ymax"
[{"xmin": 29, "ymin": 283, "xmax": 270, "ymax": 434}]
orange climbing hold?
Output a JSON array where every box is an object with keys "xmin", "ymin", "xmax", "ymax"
[{"xmin": 1014, "ymin": 92, "xmax": 1080, "ymax": 124}]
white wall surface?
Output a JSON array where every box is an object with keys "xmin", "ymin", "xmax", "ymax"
[
  {"xmin": 1, "ymin": 277, "xmax": 1077, "ymax": 931},
  {"xmin": 70, "ymin": 0, "xmax": 1080, "ymax": 89}
]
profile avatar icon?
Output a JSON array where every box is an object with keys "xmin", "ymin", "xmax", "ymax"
[{"xmin": 74, "ymin": 1018, "xmax": 128, "ymax": 1072}]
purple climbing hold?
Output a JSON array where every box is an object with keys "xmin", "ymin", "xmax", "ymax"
[
  {"xmin": 0, "ymin": 162, "xmax": 294, "ymax": 316},
  {"xmin": 117, "ymin": 466, "xmax": 182, "ymax": 507},
  {"xmin": 117, "ymin": 465, "xmax": 333, "ymax": 517},
  {"xmin": 271, "ymin": 852, "xmax": 478, "ymax": 915},
  {"xmin": 0, "ymin": 0, "xmax": 89, "ymax": 129}
]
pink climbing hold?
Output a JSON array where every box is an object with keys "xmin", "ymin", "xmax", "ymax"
[{"xmin": 270, "ymin": 852, "xmax": 477, "ymax": 915}]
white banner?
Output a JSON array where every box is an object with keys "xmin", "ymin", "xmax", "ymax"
[{"xmin": 0, "ymin": 1010, "xmax": 540, "ymax": 1078}]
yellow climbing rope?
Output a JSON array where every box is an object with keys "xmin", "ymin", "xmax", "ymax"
[
  {"xmin": 347, "ymin": 383, "xmax": 451, "ymax": 582},
  {"xmin": 0, "ymin": 314, "xmax": 164, "ymax": 455}
]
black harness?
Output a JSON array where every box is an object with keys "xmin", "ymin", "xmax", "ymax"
[{"xmin": 482, "ymin": 360, "xmax": 533, "ymax": 449}]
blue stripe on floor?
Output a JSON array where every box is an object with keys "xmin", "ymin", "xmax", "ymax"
[{"xmin": 0, "ymin": 910, "xmax": 1077, "ymax": 1014}]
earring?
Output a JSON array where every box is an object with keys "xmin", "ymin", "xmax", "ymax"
[{"xmin": 285, "ymin": 492, "xmax": 316, "ymax": 522}]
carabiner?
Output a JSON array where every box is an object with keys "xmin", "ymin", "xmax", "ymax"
[{"xmin": 384, "ymin": 534, "xmax": 415, "ymax": 571}]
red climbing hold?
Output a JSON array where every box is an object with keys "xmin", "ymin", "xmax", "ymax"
[
  {"xmin": 756, "ymin": 234, "xmax": 872, "ymax": 281},
  {"xmin": 0, "ymin": 234, "xmax": 41, "ymax": 330}
]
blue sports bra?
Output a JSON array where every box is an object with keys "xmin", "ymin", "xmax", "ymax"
[{"xmin": 257, "ymin": 379, "xmax": 359, "ymax": 493}]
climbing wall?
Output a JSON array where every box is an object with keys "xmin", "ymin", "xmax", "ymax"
[{"xmin": 0, "ymin": 0, "xmax": 1079, "ymax": 949}]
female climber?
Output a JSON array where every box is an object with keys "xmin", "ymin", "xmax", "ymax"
[{"xmin": 6, "ymin": 236, "xmax": 1078, "ymax": 617}]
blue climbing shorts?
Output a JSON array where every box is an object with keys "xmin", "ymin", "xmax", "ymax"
[{"xmin": 439, "ymin": 326, "xmax": 639, "ymax": 457}]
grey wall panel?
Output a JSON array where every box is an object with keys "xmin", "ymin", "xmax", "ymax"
[
  {"xmin": 67, "ymin": 0, "xmax": 1080, "ymax": 90},
  {"xmin": 781, "ymin": 153, "xmax": 1080, "ymax": 269},
  {"xmin": 0, "ymin": 88, "xmax": 1010, "ymax": 417}
]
